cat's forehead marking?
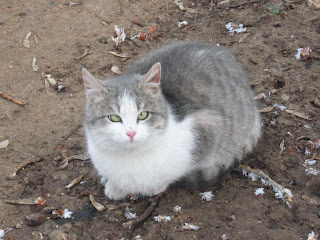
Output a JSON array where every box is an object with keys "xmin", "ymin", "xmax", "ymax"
[{"xmin": 119, "ymin": 91, "xmax": 138, "ymax": 113}]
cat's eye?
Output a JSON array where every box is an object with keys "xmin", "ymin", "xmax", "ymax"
[
  {"xmin": 108, "ymin": 114, "xmax": 122, "ymax": 122},
  {"xmin": 137, "ymin": 111, "xmax": 149, "ymax": 120}
]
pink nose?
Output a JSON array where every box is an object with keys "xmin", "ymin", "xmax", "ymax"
[{"xmin": 126, "ymin": 131, "xmax": 136, "ymax": 141}]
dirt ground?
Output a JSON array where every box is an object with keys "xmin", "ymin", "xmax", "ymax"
[{"xmin": 1, "ymin": 0, "xmax": 320, "ymax": 239}]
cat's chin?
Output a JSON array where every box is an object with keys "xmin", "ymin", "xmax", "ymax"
[{"xmin": 114, "ymin": 140, "xmax": 146, "ymax": 150}]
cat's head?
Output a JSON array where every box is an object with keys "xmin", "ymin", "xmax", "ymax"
[{"xmin": 83, "ymin": 63, "xmax": 168, "ymax": 151}]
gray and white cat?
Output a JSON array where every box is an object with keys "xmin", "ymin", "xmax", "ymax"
[{"xmin": 82, "ymin": 41, "xmax": 261, "ymax": 200}]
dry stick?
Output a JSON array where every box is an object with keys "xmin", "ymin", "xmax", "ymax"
[
  {"xmin": 0, "ymin": 188, "xmax": 11, "ymax": 197},
  {"xmin": 62, "ymin": 124, "xmax": 82, "ymax": 143},
  {"xmin": 163, "ymin": 0, "xmax": 169, "ymax": 10},
  {"xmin": 123, "ymin": 192, "xmax": 164, "ymax": 229},
  {"xmin": 239, "ymin": 165, "xmax": 293, "ymax": 203},
  {"xmin": 9, "ymin": 157, "xmax": 43, "ymax": 179},
  {"xmin": 0, "ymin": 91, "xmax": 25, "ymax": 106},
  {"xmin": 226, "ymin": 0, "xmax": 262, "ymax": 8},
  {"xmin": 65, "ymin": 174, "xmax": 84, "ymax": 189}
]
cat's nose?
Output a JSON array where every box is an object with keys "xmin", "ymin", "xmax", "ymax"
[{"xmin": 126, "ymin": 131, "xmax": 136, "ymax": 141}]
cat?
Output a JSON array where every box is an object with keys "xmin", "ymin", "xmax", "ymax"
[{"xmin": 82, "ymin": 41, "xmax": 261, "ymax": 200}]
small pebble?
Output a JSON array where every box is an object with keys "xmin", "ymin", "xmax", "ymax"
[
  {"xmin": 99, "ymin": 37, "xmax": 107, "ymax": 44},
  {"xmin": 26, "ymin": 213, "xmax": 46, "ymax": 226}
]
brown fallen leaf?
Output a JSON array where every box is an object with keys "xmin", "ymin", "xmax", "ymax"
[
  {"xmin": 186, "ymin": 7, "xmax": 198, "ymax": 14},
  {"xmin": 254, "ymin": 93, "xmax": 266, "ymax": 100},
  {"xmin": 108, "ymin": 51, "xmax": 130, "ymax": 58},
  {"xmin": 23, "ymin": 31, "xmax": 32, "ymax": 48},
  {"xmin": 307, "ymin": 0, "xmax": 320, "ymax": 9},
  {"xmin": 258, "ymin": 106, "xmax": 274, "ymax": 113},
  {"xmin": 5, "ymin": 198, "xmax": 37, "ymax": 205},
  {"xmin": 285, "ymin": 109, "xmax": 311, "ymax": 121},
  {"xmin": 33, "ymin": 34, "xmax": 39, "ymax": 44},
  {"xmin": 313, "ymin": 97, "xmax": 320, "ymax": 108},
  {"xmin": 89, "ymin": 194, "xmax": 105, "ymax": 212}
]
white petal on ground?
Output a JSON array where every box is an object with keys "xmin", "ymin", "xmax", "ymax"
[
  {"xmin": 199, "ymin": 191, "xmax": 215, "ymax": 201},
  {"xmin": 63, "ymin": 209, "xmax": 73, "ymax": 218},
  {"xmin": 124, "ymin": 206, "xmax": 137, "ymax": 220},
  {"xmin": 254, "ymin": 187, "xmax": 265, "ymax": 196},
  {"xmin": 307, "ymin": 231, "xmax": 318, "ymax": 240},
  {"xmin": 0, "ymin": 230, "xmax": 5, "ymax": 240},
  {"xmin": 173, "ymin": 205, "xmax": 182, "ymax": 213},
  {"xmin": 154, "ymin": 215, "xmax": 171, "ymax": 222}
]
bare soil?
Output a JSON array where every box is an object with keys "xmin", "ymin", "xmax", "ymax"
[{"xmin": 1, "ymin": 0, "xmax": 320, "ymax": 239}]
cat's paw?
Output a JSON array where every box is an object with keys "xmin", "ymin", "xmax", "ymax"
[
  {"xmin": 104, "ymin": 182, "xmax": 126, "ymax": 201},
  {"xmin": 146, "ymin": 184, "xmax": 168, "ymax": 197}
]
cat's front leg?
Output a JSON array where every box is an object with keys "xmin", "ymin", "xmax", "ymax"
[{"xmin": 104, "ymin": 181, "xmax": 127, "ymax": 200}]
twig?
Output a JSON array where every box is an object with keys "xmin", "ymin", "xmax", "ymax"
[
  {"xmin": 65, "ymin": 174, "xmax": 84, "ymax": 189},
  {"xmin": 123, "ymin": 192, "xmax": 164, "ymax": 229},
  {"xmin": 76, "ymin": 45, "xmax": 92, "ymax": 60},
  {"xmin": 225, "ymin": 0, "xmax": 262, "ymax": 8},
  {"xmin": 0, "ymin": 91, "xmax": 25, "ymax": 106},
  {"xmin": 9, "ymin": 157, "xmax": 43, "ymax": 179},
  {"xmin": 118, "ymin": 0, "xmax": 123, "ymax": 13},
  {"xmin": 62, "ymin": 124, "xmax": 82, "ymax": 142},
  {"xmin": 0, "ymin": 188, "xmax": 11, "ymax": 197},
  {"xmin": 304, "ymin": 16, "xmax": 320, "ymax": 23},
  {"xmin": 283, "ymin": 0, "xmax": 304, "ymax": 3},
  {"xmin": 163, "ymin": 0, "xmax": 169, "ymax": 10},
  {"xmin": 239, "ymin": 165, "xmax": 293, "ymax": 207}
]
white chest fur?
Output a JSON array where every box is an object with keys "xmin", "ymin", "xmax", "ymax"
[{"xmin": 87, "ymin": 115, "xmax": 196, "ymax": 198}]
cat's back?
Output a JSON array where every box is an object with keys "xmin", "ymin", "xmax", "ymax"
[{"xmin": 127, "ymin": 41, "xmax": 255, "ymax": 120}]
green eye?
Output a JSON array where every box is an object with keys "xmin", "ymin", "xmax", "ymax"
[
  {"xmin": 108, "ymin": 114, "xmax": 121, "ymax": 122},
  {"xmin": 137, "ymin": 111, "xmax": 149, "ymax": 120}
]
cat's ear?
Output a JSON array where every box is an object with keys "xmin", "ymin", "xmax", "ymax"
[
  {"xmin": 139, "ymin": 62, "xmax": 161, "ymax": 96},
  {"xmin": 82, "ymin": 68, "xmax": 105, "ymax": 100}
]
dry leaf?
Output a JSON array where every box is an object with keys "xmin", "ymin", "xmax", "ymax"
[
  {"xmin": 0, "ymin": 139, "xmax": 9, "ymax": 149},
  {"xmin": 32, "ymin": 57, "xmax": 40, "ymax": 71},
  {"xmin": 313, "ymin": 97, "xmax": 320, "ymax": 108},
  {"xmin": 69, "ymin": 154, "xmax": 90, "ymax": 161},
  {"xmin": 259, "ymin": 106, "xmax": 274, "ymax": 113},
  {"xmin": 5, "ymin": 198, "xmax": 36, "ymax": 205},
  {"xmin": 108, "ymin": 51, "xmax": 130, "ymax": 58},
  {"xmin": 285, "ymin": 110, "xmax": 311, "ymax": 120},
  {"xmin": 111, "ymin": 66, "xmax": 122, "ymax": 74},
  {"xmin": 281, "ymin": 94, "xmax": 290, "ymax": 101},
  {"xmin": 279, "ymin": 140, "xmax": 285, "ymax": 156},
  {"xmin": 89, "ymin": 195, "xmax": 105, "ymax": 212},
  {"xmin": 44, "ymin": 74, "xmax": 57, "ymax": 86},
  {"xmin": 65, "ymin": 174, "xmax": 84, "ymax": 189},
  {"xmin": 307, "ymin": 0, "xmax": 320, "ymax": 9},
  {"xmin": 218, "ymin": 0, "xmax": 230, "ymax": 4},
  {"xmin": 186, "ymin": 7, "xmax": 198, "ymax": 14},
  {"xmin": 23, "ymin": 31, "xmax": 32, "ymax": 48},
  {"xmin": 33, "ymin": 34, "xmax": 39, "ymax": 44},
  {"xmin": 254, "ymin": 93, "xmax": 266, "ymax": 100}
]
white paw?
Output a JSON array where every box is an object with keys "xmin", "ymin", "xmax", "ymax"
[
  {"xmin": 146, "ymin": 184, "xmax": 168, "ymax": 197},
  {"xmin": 104, "ymin": 182, "xmax": 126, "ymax": 201}
]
